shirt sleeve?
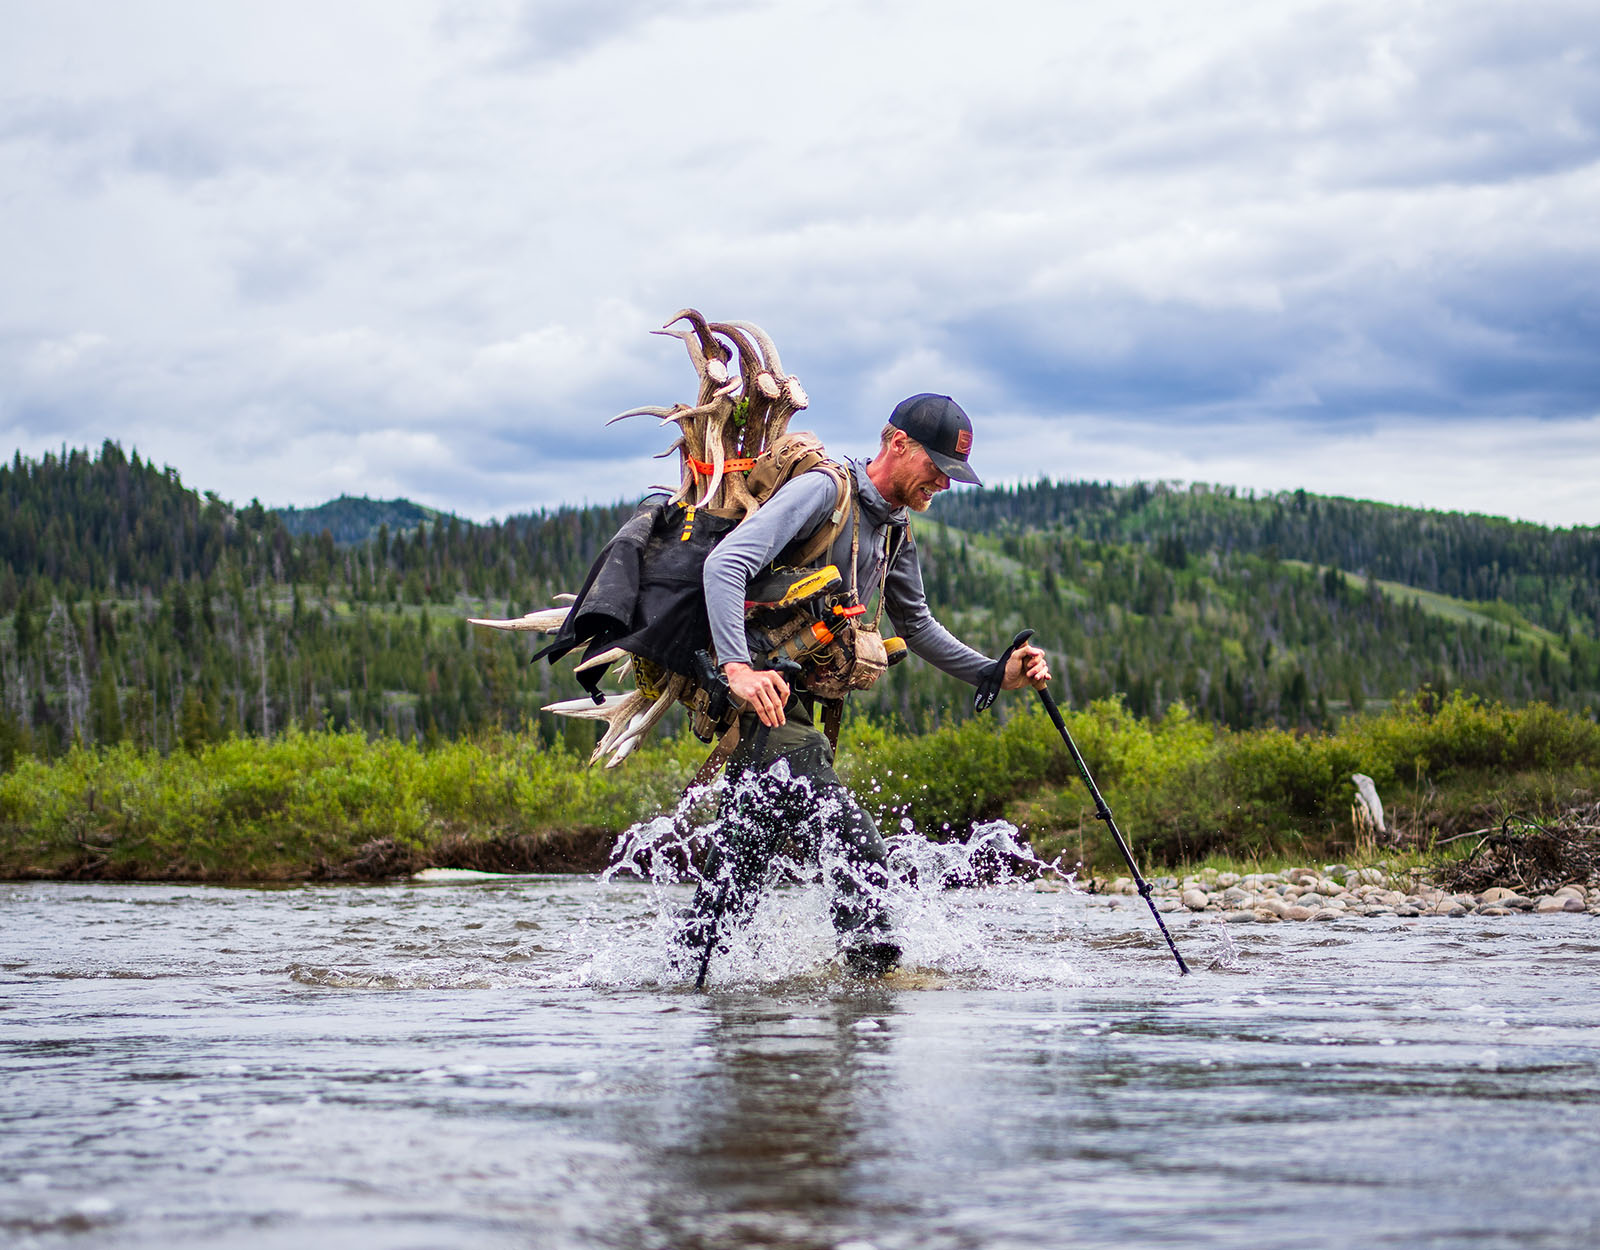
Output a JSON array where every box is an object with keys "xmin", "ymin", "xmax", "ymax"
[
  {"xmin": 882, "ymin": 531, "xmax": 996, "ymax": 685},
  {"xmin": 703, "ymin": 471, "xmax": 841, "ymax": 668}
]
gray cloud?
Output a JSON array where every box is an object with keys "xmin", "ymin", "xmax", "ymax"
[
  {"xmin": 1, "ymin": 0, "xmax": 1597, "ymax": 526},
  {"xmin": 502, "ymin": 0, "xmax": 661, "ymax": 65}
]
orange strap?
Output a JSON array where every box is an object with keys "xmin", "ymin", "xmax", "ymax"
[{"xmin": 689, "ymin": 456, "xmax": 755, "ymax": 475}]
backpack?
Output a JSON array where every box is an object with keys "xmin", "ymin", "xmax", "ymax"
[{"xmin": 471, "ymin": 313, "xmax": 859, "ymax": 767}]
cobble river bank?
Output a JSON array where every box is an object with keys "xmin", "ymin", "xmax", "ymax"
[{"xmin": 3, "ymin": 876, "xmax": 1598, "ymax": 1249}]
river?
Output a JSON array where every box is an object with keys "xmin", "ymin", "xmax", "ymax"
[{"xmin": 3, "ymin": 871, "xmax": 1599, "ymax": 1249}]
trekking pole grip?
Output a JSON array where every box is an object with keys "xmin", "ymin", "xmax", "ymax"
[{"xmin": 973, "ymin": 629, "xmax": 1035, "ymax": 713}]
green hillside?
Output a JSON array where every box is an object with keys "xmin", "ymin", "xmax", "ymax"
[
  {"xmin": 929, "ymin": 479, "xmax": 1600, "ymax": 635},
  {"xmin": 275, "ymin": 495, "xmax": 442, "ymax": 546},
  {"xmin": 1, "ymin": 442, "xmax": 1595, "ymax": 766}
]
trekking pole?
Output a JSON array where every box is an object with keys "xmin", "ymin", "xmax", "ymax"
[{"xmin": 977, "ymin": 629, "xmax": 1189, "ymax": 976}]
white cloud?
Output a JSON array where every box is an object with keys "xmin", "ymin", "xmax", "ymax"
[
  {"xmin": 1, "ymin": 0, "xmax": 1597, "ymax": 526},
  {"xmin": 986, "ymin": 409, "xmax": 1600, "ymax": 529}
]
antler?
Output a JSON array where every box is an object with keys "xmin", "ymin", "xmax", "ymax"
[
  {"xmin": 608, "ymin": 403, "xmax": 684, "ymax": 427},
  {"xmin": 662, "ymin": 308, "xmax": 730, "ymax": 364},
  {"xmin": 507, "ymin": 310, "xmax": 810, "ymax": 766},
  {"xmin": 710, "ymin": 322, "xmax": 781, "ymax": 403},
  {"xmin": 597, "ymin": 673, "xmax": 692, "ymax": 767},
  {"xmin": 469, "ymin": 605, "xmax": 572, "ymax": 633},
  {"xmin": 652, "ymin": 326, "xmax": 730, "ymax": 390}
]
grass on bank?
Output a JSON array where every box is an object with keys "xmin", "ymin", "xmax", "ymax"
[
  {"xmin": 1, "ymin": 691, "xmax": 1597, "ymax": 882},
  {"xmin": 840, "ymin": 690, "xmax": 1600, "ymax": 876},
  {"xmin": 0, "ymin": 729, "xmax": 707, "ymax": 881}
]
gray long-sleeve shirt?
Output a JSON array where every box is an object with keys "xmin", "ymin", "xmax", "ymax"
[{"xmin": 703, "ymin": 456, "xmax": 994, "ymax": 685}]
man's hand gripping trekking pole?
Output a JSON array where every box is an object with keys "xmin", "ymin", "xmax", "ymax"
[{"xmin": 976, "ymin": 630, "xmax": 1190, "ymax": 976}]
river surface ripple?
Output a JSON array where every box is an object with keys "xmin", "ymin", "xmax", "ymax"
[{"xmin": 2, "ymin": 877, "xmax": 1598, "ymax": 1250}]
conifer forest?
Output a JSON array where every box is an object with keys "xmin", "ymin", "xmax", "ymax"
[{"xmin": 2, "ymin": 440, "xmax": 1597, "ymax": 767}]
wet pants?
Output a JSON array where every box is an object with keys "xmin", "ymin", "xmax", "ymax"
[{"xmin": 685, "ymin": 698, "xmax": 892, "ymax": 949}]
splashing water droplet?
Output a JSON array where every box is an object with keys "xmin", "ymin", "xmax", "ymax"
[
  {"xmin": 571, "ymin": 774, "xmax": 1085, "ymax": 990},
  {"xmin": 1207, "ymin": 920, "xmax": 1243, "ymax": 971}
]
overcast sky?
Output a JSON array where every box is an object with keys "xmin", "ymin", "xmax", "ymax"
[{"xmin": 3, "ymin": 0, "xmax": 1597, "ymax": 527}]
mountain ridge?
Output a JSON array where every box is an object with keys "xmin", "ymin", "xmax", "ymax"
[{"xmin": 1, "ymin": 442, "xmax": 1594, "ymax": 762}]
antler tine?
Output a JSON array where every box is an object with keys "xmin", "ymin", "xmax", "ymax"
[
  {"xmin": 603, "ymin": 674, "xmax": 691, "ymax": 767},
  {"xmin": 764, "ymin": 409, "xmax": 795, "ymax": 445},
  {"xmin": 651, "ymin": 326, "xmax": 730, "ymax": 387},
  {"xmin": 724, "ymin": 319, "xmax": 786, "ymax": 378},
  {"xmin": 469, "ymin": 607, "xmax": 570, "ymax": 633},
  {"xmin": 658, "ymin": 378, "xmax": 740, "ymax": 427},
  {"xmin": 608, "ymin": 403, "xmax": 682, "ymax": 427},
  {"xmin": 663, "ymin": 309, "xmax": 730, "ymax": 364},
  {"xmin": 574, "ymin": 645, "xmax": 629, "ymax": 674},
  {"xmin": 718, "ymin": 319, "xmax": 806, "ymax": 409},
  {"xmin": 588, "ymin": 690, "xmax": 653, "ymax": 764},
  {"xmin": 711, "ymin": 322, "xmax": 780, "ymax": 403},
  {"xmin": 678, "ymin": 400, "xmax": 707, "ymax": 466},
  {"xmin": 543, "ymin": 694, "xmax": 626, "ymax": 719},
  {"xmin": 722, "ymin": 471, "xmax": 762, "ymax": 521},
  {"xmin": 706, "ymin": 321, "xmax": 758, "ymax": 378},
  {"xmin": 695, "ymin": 416, "xmax": 728, "ymax": 508}
]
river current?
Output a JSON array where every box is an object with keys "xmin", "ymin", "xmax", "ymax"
[{"xmin": 3, "ymin": 865, "xmax": 1599, "ymax": 1249}]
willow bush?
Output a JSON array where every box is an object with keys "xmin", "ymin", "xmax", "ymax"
[{"xmin": 2, "ymin": 692, "xmax": 1597, "ymax": 880}]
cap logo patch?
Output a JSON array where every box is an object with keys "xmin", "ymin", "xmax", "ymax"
[{"xmin": 955, "ymin": 429, "xmax": 972, "ymax": 455}]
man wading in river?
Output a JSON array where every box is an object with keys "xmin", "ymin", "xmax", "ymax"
[{"xmin": 684, "ymin": 394, "xmax": 1051, "ymax": 976}]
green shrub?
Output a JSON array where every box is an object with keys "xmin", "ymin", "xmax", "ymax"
[{"xmin": 4, "ymin": 693, "xmax": 1598, "ymax": 880}]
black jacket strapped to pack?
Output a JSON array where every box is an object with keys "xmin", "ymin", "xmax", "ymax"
[{"xmin": 530, "ymin": 433, "xmax": 868, "ymax": 716}]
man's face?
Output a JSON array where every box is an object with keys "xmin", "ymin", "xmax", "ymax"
[{"xmin": 888, "ymin": 436, "xmax": 950, "ymax": 512}]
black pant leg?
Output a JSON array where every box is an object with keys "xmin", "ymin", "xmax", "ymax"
[{"xmin": 816, "ymin": 783, "xmax": 892, "ymax": 937}]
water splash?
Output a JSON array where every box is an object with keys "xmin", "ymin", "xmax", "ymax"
[
  {"xmin": 1203, "ymin": 919, "xmax": 1244, "ymax": 972},
  {"xmin": 577, "ymin": 769, "xmax": 1086, "ymax": 991}
]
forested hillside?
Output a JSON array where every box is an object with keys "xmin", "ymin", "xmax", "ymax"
[
  {"xmin": 930, "ymin": 479, "xmax": 1600, "ymax": 635},
  {"xmin": 275, "ymin": 495, "xmax": 440, "ymax": 546},
  {"xmin": 2, "ymin": 442, "xmax": 1595, "ymax": 764},
  {"xmin": 0, "ymin": 444, "xmax": 631, "ymax": 760}
]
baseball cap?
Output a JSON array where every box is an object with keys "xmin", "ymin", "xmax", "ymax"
[{"xmin": 888, "ymin": 394, "xmax": 982, "ymax": 485}]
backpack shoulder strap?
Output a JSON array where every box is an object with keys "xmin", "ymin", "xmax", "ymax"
[
  {"xmin": 742, "ymin": 431, "xmax": 855, "ymax": 571},
  {"xmin": 786, "ymin": 460, "xmax": 854, "ymax": 569}
]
